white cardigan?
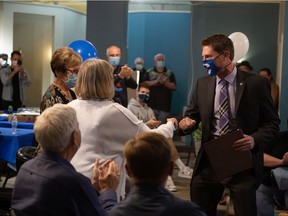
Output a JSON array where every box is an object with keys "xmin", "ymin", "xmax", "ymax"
[{"xmin": 68, "ymin": 99, "xmax": 174, "ymax": 200}]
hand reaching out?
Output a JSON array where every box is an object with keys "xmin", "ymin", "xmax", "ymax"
[
  {"xmin": 146, "ymin": 118, "xmax": 161, "ymax": 129},
  {"xmin": 179, "ymin": 117, "xmax": 196, "ymax": 131},
  {"xmin": 167, "ymin": 118, "xmax": 178, "ymax": 130}
]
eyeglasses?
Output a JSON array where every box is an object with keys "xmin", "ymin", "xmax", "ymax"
[{"xmin": 65, "ymin": 68, "xmax": 79, "ymax": 74}]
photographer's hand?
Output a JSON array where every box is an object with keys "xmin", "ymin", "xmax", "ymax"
[{"xmin": 8, "ymin": 68, "xmax": 19, "ymax": 80}]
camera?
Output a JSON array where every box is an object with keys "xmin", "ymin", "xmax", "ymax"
[{"xmin": 17, "ymin": 60, "xmax": 22, "ymax": 65}]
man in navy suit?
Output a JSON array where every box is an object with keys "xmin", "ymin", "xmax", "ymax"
[{"xmin": 179, "ymin": 34, "xmax": 280, "ymax": 216}]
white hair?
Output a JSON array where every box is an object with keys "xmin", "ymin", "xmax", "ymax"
[
  {"xmin": 134, "ymin": 57, "xmax": 144, "ymax": 65},
  {"xmin": 106, "ymin": 45, "xmax": 121, "ymax": 56},
  {"xmin": 154, "ymin": 53, "xmax": 165, "ymax": 61},
  {"xmin": 34, "ymin": 104, "xmax": 78, "ymax": 153}
]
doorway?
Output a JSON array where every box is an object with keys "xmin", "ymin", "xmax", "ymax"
[{"xmin": 13, "ymin": 13, "xmax": 53, "ymax": 107}]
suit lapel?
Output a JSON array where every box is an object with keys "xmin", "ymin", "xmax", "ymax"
[{"xmin": 235, "ymin": 70, "xmax": 246, "ymax": 115}]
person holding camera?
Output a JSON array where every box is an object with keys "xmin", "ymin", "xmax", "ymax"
[
  {"xmin": 0, "ymin": 50, "xmax": 31, "ymax": 110},
  {"xmin": 0, "ymin": 53, "xmax": 8, "ymax": 70}
]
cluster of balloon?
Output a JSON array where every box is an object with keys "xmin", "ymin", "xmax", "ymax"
[
  {"xmin": 228, "ymin": 32, "xmax": 249, "ymax": 63},
  {"xmin": 68, "ymin": 40, "xmax": 98, "ymax": 62}
]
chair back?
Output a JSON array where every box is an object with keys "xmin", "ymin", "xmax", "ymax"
[{"xmin": 16, "ymin": 146, "xmax": 37, "ymax": 171}]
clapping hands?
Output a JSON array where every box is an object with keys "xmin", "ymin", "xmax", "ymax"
[
  {"xmin": 283, "ymin": 152, "xmax": 288, "ymax": 165},
  {"xmin": 119, "ymin": 65, "xmax": 133, "ymax": 79},
  {"xmin": 92, "ymin": 159, "xmax": 120, "ymax": 192}
]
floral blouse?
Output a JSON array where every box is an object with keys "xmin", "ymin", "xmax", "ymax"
[{"xmin": 40, "ymin": 84, "xmax": 77, "ymax": 113}]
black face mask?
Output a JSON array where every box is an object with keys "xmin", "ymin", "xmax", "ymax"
[{"xmin": 138, "ymin": 93, "xmax": 149, "ymax": 102}]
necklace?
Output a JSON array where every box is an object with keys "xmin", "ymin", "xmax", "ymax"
[{"xmin": 52, "ymin": 82, "xmax": 73, "ymax": 101}]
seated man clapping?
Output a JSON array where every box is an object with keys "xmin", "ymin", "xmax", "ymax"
[{"xmin": 12, "ymin": 104, "xmax": 120, "ymax": 216}]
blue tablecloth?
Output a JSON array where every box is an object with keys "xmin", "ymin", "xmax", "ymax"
[
  {"xmin": 0, "ymin": 121, "xmax": 34, "ymax": 129},
  {"xmin": 0, "ymin": 127, "xmax": 35, "ymax": 163}
]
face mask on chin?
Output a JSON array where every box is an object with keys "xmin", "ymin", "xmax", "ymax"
[
  {"xmin": 202, "ymin": 52, "xmax": 224, "ymax": 76},
  {"xmin": 135, "ymin": 64, "xmax": 143, "ymax": 70}
]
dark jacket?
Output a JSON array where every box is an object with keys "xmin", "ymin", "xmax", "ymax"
[
  {"xmin": 12, "ymin": 151, "xmax": 117, "ymax": 216},
  {"xmin": 109, "ymin": 184, "xmax": 206, "ymax": 216},
  {"xmin": 113, "ymin": 65, "xmax": 137, "ymax": 107},
  {"xmin": 182, "ymin": 70, "xmax": 280, "ymax": 181}
]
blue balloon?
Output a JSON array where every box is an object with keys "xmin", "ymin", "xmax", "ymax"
[{"xmin": 68, "ymin": 40, "xmax": 98, "ymax": 61}]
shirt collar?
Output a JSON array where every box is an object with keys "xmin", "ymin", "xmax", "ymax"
[{"xmin": 216, "ymin": 66, "xmax": 237, "ymax": 85}]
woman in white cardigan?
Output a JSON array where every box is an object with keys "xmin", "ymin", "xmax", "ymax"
[{"xmin": 68, "ymin": 59, "xmax": 177, "ymax": 200}]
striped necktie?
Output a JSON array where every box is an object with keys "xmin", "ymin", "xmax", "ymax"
[{"xmin": 218, "ymin": 79, "xmax": 230, "ymax": 136}]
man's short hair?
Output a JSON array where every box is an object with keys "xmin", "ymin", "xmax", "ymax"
[
  {"xmin": 237, "ymin": 61, "xmax": 253, "ymax": 71},
  {"xmin": 0, "ymin": 53, "xmax": 8, "ymax": 60},
  {"xmin": 259, "ymin": 67, "xmax": 272, "ymax": 76},
  {"xmin": 124, "ymin": 132, "xmax": 171, "ymax": 183},
  {"xmin": 201, "ymin": 34, "xmax": 234, "ymax": 61},
  {"xmin": 34, "ymin": 104, "xmax": 78, "ymax": 153},
  {"xmin": 137, "ymin": 83, "xmax": 150, "ymax": 92},
  {"xmin": 134, "ymin": 57, "xmax": 144, "ymax": 65},
  {"xmin": 154, "ymin": 53, "xmax": 165, "ymax": 61},
  {"xmin": 106, "ymin": 45, "xmax": 121, "ymax": 56},
  {"xmin": 11, "ymin": 51, "xmax": 21, "ymax": 58}
]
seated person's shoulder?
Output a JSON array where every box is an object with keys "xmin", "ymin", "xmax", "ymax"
[{"xmin": 160, "ymin": 198, "xmax": 206, "ymax": 216}]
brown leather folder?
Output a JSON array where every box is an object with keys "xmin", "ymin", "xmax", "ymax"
[{"xmin": 204, "ymin": 129, "xmax": 253, "ymax": 180}]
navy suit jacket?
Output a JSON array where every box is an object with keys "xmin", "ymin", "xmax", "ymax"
[
  {"xmin": 183, "ymin": 70, "xmax": 280, "ymax": 180},
  {"xmin": 12, "ymin": 151, "xmax": 117, "ymax": 216}
]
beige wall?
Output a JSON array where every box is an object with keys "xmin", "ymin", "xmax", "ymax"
[
  {"xmin": 0, "ymin": 1, "xmax": 86, "ymax": 108},
  {"xmin": 14, "ymin": 13, "xmax": 53, "ymax": 107},
  {"xmin": 127, "ymin": 71, "xmax": 138, "ymax": 104}
]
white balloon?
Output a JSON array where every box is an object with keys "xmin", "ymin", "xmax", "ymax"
[{"xmin": 229, "ymin": 32, "xmax": 249, "ymax": 63}]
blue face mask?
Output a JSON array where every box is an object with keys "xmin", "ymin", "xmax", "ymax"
[
  {"xmin": 1, "ymin": 60, "xmax": 7, "ymax": 67},
  {"xmin": 202, "ymin": 52, "xmax": 223, "ymax": 76},
  {"xmin": 109, "ymin": 57, "xmax": 120, "ymax": 66},
  {"xmin": 63, "ymin": 74, "xmax": 77, "ymax": 88},
  {"xmin": 135, "ymin": 64, "xmax": 143, "ymax": 70},
  {"xmin": 156, "ymin": 60, "xmax": 165, "ymax": 68},
  {"xmin": 138, "ymin": 93, "xmax": 149, "ymax": 102}
]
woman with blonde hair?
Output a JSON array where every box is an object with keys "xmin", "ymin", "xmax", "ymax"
[{"xmin": 68, "ymin": 58, "xmax": 177, "ymax": 200}]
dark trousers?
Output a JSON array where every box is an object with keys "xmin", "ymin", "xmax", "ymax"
[
  {"xmin": 191, "ymin": 160, "xmax": 258, "ymax": 216},
  {"xmin": 2, "ymin": 100, "xmax": 22, "ymax": 111}
]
